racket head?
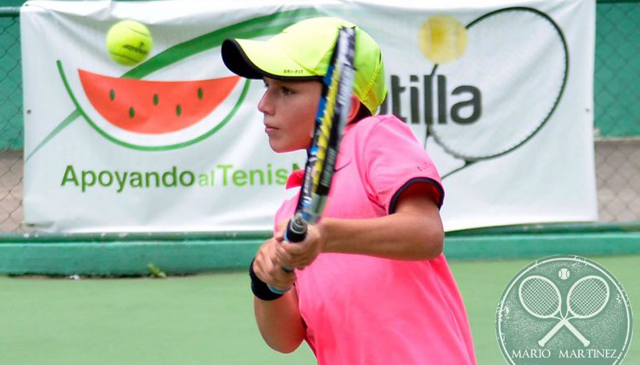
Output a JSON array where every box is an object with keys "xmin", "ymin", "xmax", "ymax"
[
  {"xmin": 567, "ymin": 275, "xmax": 610, "ymax": 319},
  {"xmin": 518, "ymin": 275, "xmax": 562, "ymax": 319},
  {"xmin": 428, "ymin": 7, "xmax": 569, "ymax": 162},
  {"xmin": 295, "ymin": 26, "xmax": 356, "ymax": 224}
]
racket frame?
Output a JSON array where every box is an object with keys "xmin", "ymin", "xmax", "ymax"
[
  {"xmin": 538, "ymin": 275, "xmax": 610, "ymax": 347},
  {"xmin": 269, "ymin": 26, "xmax": 357, "ymax": 294},
  {"xmin": 425, "ymin": 7, "xmax": 570, "ymax": 179},
  {"xmin": 518, "ymin": 275, "xmax": 589, "ymax": 347}
]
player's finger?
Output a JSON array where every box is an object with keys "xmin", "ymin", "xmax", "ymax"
[
  {"xmin": 275, "ymin": 220, "xmax": 288, "ymax": 241},
  {"xmin": 255, "ymin": 240, "xmax": 282, "ymax": 280},
  {"xmin": 260, "ymin": 257, "xmax": 293, "ymax": 288},
  {"xmin": 275, "ymin": 242, "xmax": 294, "ymax": 267},
  {"xmin": 254, "ymin": 243, "xmax": 270, "ymax": 269},
  {"xmin": 281, "ymin": 241, "xmax": 305, "ymax": 255},
  {"xmin": 253, "ymin": 256, "xmax": 273, "ymax": 284},
  {"xmin": 274, "ymin": 231, "xmax": 284, "ymax": 242},
  {"xmin": 282, "ymin": 245, "xmax": 312, "ymax": 267},
  {"xmin": 271, "ymin": 266, "xmax": 296, "ymax": 289}
]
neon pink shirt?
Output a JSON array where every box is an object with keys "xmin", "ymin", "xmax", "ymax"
[{"xmin": 275, "ymin": 115, "xmax": 476, "ymax": 364}]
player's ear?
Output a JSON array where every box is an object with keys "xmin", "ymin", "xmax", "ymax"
[{"xmin": 347, "ymin": 95, "xmax": 361, "ymax": 123}]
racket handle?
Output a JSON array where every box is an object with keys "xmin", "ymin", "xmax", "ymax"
[
  {"xmin": 539, "ymin": 320, "xmax": 566, "ymax": 347},
  {"xmin": 267, "ymin": 218, "xmax": 309, "ymax": 294},
  {"xmin": 285, "ymin": 216, "xmax": 308, "ymax": 243},
  {"xmin": 282, "ymin": 217, "xmax": 308, "ymax": 273},
  {"xmin": 566, "ymin": 321, "xmax": 590, "ymax": 347},
  {"xmin": 539, "ymin": 319, "xmax": 590, "ymax": 347}
]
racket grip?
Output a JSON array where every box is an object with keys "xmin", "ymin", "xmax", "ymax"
[
  {"xmin": 539, "ymin": 320, "xmax": 565, "ymax": 347},
  {"xmin": 282, "ymin": 218, "xmax": 307, "ymax": 273},
  {"xmin": 267, "ymin": 218, "xmax": 309, "ymax": 295},
  {"xmin": 285, "ymin": 217, "xmax": 308, "ymax": 243}
]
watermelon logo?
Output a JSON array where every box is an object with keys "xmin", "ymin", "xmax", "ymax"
[
  {"xmin": 26, "ymin": 8, "xmax": 323, "ymax": 160},
  {"xmin": 78, "ymin": 69, "xmax": 240, "ymax": 135},
  {"xmin": 56, "ymin": 60, "xmax": 249, "ymax": 151}
]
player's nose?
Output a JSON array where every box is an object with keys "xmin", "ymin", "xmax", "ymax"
[{"xmin": 258, "ymin": 91, "xmax": 275, "ymax": 115}]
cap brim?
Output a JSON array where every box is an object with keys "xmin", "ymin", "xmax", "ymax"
[{"xmin": 221, "ymin": 38, "xmax": 318, "ymax": 81}]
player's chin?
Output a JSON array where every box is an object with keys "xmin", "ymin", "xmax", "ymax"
[
  {"xmin": 269, "ymin": 141, "xmax": 292, "ymax": 153},
  {"xmin": 268, "ymin": 138, "xmax": 304, "ymax": 153}
]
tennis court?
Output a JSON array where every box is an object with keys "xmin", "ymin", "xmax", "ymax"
[{"xmin": 0, "ymin": 255, "xmax": 636, "ymax": 364}]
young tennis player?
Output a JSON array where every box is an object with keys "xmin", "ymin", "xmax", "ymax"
[{"xmin": 221, "ymin": 17, "xmax": 476, "ymax": 364}]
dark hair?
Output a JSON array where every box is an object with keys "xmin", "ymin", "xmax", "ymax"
[{"xmin": 351, "ymin": 102, "xmax": 373, "ymax": 124}]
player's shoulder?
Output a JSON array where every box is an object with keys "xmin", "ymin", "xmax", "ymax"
[
  {"xmin": 351, "ymin": 114, "xmax": 415, "ymax": 142},
  {"xmin": 352, "ymin": 114, "xmax": 408, "ymax": 134}
]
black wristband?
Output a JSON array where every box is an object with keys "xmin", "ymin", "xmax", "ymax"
[{"xmin": 249, "ymin": 259, "xmax": 285, "ymax": 301}]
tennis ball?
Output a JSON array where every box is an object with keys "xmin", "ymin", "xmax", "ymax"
[
  {"xmin": 419, "ymin": 15, "xmax": 468, "ymax": 65},
  {"xmin": 106, "ymin": 20, "xmax": 153, "ymax": 66},
  {"xmin": 558, "ymin": 268, "xmax": 570, "ymax": 280}
]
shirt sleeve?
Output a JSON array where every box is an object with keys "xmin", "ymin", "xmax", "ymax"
[{"xmin": 360, "ymin": 116, "xmax": 445, "ymax": 213}]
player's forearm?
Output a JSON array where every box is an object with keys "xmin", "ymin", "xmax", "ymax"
[
  {"xmin": 254, "ymin": 292, "xmax": 306, "ymax": 353},
  {"xmin": 319, "ymin": 213, "xmax": 444, "ymax": 260}
]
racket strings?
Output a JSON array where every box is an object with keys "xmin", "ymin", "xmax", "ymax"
[
  {"xmin": 568, "ymin": 279, "xmax": 609, "ymax": 317},
  {"xmin": 520, "ymin": 278, "xmax": 560, "ymax": 317}
]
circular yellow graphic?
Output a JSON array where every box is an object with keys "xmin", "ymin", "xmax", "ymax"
[{"xmin": 419, "ymin": 15, "xmax": 468, "ymax": 64}]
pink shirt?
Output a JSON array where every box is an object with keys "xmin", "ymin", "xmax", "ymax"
[{"xmin": 275, "ymin": 115, "xmax": 476, "ymax": 364}]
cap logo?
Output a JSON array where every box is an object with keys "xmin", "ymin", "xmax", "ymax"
[{"xmin": 283, "ymin": 69, "xmax": 304, "ymax": 75}]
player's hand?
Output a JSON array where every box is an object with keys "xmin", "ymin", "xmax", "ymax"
[
  {"xmin": 253, "ymin": 235, "xmax": 296, "ymax": 292},
  {"xmin": 276, "ymin": 223, "xmax": 324, "ymax": 270}
]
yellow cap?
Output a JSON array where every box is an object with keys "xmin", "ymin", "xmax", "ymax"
[{"xmin": 221, "ymin": 17, "xmax": 387, "ymax": 113}]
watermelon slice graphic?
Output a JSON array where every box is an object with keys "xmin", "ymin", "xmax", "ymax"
[
  {"xmin": 78, "ymin": 69, "xmax": 240, "ymax": 134},
  {"xmin": 27, "ymin": 11, "xmax": 322, "ymax": 158}
]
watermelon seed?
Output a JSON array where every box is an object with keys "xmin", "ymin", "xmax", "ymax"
[
  {"xmin": 197, "ymin": 87, "xmax": 203, "ymax": 100},
  {"xmin": 109, "ymin": 89, "xmax": 115, "ymax": 101},
  {"xmin": 176, "ymin": 105, "xmax": 182, "ymax": 117},
  {"xmin": 153, "ymin": 94, "xmax": 159, "ymax": 106},
  {"xmin": 129, "ymin": 107, "xmax": 135, "ymax": 119}
]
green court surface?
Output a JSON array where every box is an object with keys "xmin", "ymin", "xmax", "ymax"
[{"xmin": 0, "ymin": 255, "xmax": 636, "ymax": 365}]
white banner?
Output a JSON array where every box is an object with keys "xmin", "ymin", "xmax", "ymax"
[{"xmin": 21, "ymin": 0, "xmax": 597, "ymax": 232}]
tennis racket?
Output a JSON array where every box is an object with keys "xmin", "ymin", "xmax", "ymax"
[
  {"xmin": 538, "ymin": 275, "xmax": 610, "ymax": 347},
  {"xmin": 425, "ymin": 7, "xmax": 569, "ymax": 179},
  {"xmin": 268, "ymin": 26, "xmax": 357, "ymax": 294},
  {"xmin": 518, "ymin": 275, "xmax": 590, "ymax": 347}
]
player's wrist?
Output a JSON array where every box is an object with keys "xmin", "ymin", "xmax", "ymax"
[
  {"xmin": 317, "ymin": 219, "xmax": 333, "ymax": 253},
  {"xmin": 249, "ymin": 259, "xmax": 286, "ymax": 301}
]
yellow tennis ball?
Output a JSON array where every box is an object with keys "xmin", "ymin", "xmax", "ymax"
[
  {"xmin": 419, "ymin": 15, "xmax": 468, "ymax": 65},
  {"xmin": 106, "ymin": 20, "xmax": 153, "ymax": 66}
]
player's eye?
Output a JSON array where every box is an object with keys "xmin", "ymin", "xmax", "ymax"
[{"xmin": 281, "ymin": 87, "xmax": 295, "ymax": 96}]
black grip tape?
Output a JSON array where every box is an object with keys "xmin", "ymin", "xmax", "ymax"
[{"xmin": 285, "ymin": 218, "xmax": 307, "ymax": 243}]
